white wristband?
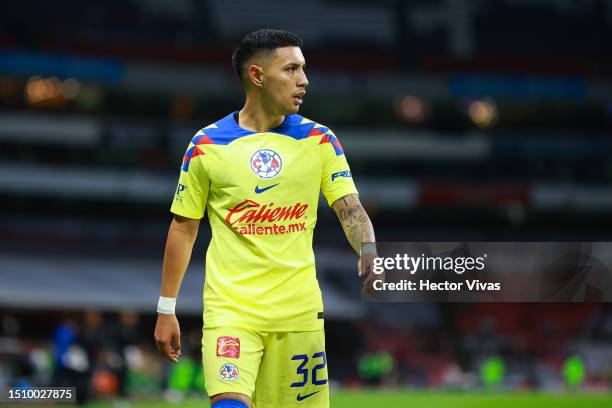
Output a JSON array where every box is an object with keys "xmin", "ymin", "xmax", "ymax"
[{"xmin": 157, "ymin": 296, "xmax": 176, "ymax": 315}]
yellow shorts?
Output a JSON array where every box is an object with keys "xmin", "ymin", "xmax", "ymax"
[{"xmin": 202, "ymin": 326, "xmax": 329, "ymax": 408}]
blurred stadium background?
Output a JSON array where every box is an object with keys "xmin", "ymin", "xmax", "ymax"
[{"xmin": 1, "ymin": 0, "xmax": 612, "ymax": 406}]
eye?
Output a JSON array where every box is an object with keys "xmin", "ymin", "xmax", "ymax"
[{"xmin": 286, "ymin": 66, "xmax": 297, "ymax": 72}]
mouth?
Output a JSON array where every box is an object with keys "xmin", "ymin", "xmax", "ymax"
[{"xmin": 293, "ymin": 91, "xmax": 306, "ymax": 105}]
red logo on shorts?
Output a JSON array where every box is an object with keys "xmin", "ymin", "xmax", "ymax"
[{"xmin": 216, "ymin": 336, "xmax": 240, "ymax": 359}]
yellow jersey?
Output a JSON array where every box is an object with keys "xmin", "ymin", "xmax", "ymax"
[{"xmin": 170, "ymin": 112, "xmax": 357, "ymax": 331}]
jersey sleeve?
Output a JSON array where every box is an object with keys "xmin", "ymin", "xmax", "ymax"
[
  {"xmin": 170, "ymin": 141, "xmax": 209, "ymax": 219},
  {"xmin": 320, "ymin": 129, "xmax": 358, "ymax": 206}
]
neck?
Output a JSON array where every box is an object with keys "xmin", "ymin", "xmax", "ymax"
[{"xmin": 238, "ymin": 93, "xmax": 285, "ymax": 133}]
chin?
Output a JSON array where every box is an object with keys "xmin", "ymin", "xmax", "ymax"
[{"xmin": 277, "ymin": 101, "xmax": 300, "ymax": 115}]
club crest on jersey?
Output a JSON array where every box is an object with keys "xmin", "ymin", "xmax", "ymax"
[
  {"xmin": 216, "ymin": 336, "xmax": 240, "ymax": 359},
  {"xmin": 251, "ymin": 149, "xmax": 282, "ymax": 179},
  {"xmin": 219, "ymin": 363, "xmax": 239, "ymax": 383}
]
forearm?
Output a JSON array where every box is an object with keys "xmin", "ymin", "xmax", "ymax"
[
  {"xmin": 332, "ymin": 194, "xmax": 375, "ymax": 255},
  {"xmin": 160, "ymin": 216, "xmax": 199, "ymax": 297}
]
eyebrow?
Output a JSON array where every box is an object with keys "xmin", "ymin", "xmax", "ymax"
[{"xmin": 283, "ymin": 62, "xmax": 305, "ymax": 68}]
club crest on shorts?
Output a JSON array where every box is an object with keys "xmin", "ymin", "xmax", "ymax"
[
  {"xmin": 219, "ymin": 363, "xmax": 239, "ymax": 383},
  {"xmin": 251, "ymin": 149, "xmax": 282, "ymax": 179},
  {"xmin": 216, "ymin": 336, "xmax": 240, "ymax": 359}
]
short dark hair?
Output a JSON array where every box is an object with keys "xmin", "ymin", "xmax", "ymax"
[{"xmin": 232, "ymin": 29, "xmax": 303, "ymax": 80}]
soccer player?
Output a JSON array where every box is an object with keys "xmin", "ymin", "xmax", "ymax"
[{"xmin": 154, "ymin": 29, "xmax": 377, "ymax": 408}]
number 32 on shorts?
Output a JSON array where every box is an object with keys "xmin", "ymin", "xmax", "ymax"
[{"xmin": 290, "ymin": 351, "xmax": 328, "ymax": 387}]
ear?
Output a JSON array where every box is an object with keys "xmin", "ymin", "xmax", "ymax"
[{"xmin": 247, "ymin": 64, "xmax": 264, "ymax": 88}]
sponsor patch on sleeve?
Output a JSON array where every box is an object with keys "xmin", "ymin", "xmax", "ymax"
[{"xmin": 331, "ymin": 170, "xmax": 352, "ymax": 182}]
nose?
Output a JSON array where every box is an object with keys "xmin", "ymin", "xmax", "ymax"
[{"xmin": 298, "ymin": 70, "xmax": 309, "ymax": 88}]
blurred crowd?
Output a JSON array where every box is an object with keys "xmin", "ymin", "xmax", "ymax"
[
  {"xmin": 346, "ymin": 304, "xmax": 612, "ymax": 391},
  {"xmin": 1, "ymin": 310, "xmax": 167, "ymax": 404},
  {"xmin": 1, "ymin": 304, "xmax": 611, "ymax": 404}
]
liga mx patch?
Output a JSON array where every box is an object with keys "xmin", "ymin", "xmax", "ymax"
[
  {"xmin": 219, "ymin": 363, "xmax": 239, "ymax": 383},
  {"xmin": 216, "ymin": 336, "xmax": 240, "ymax": 358}
]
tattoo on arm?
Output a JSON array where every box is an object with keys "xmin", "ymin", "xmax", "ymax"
[{"xmin": 332, "ymin": 194, "xmax": 375, "ymax": 255}]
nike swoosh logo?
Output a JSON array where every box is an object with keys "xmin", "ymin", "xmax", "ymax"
[
  {"xmin": 255, "ymin": 183, "xmax": 279, "ymax": 194},
  {"xmin": 296, "ymin": 391, "xmax": 320, "ymax": 401}
]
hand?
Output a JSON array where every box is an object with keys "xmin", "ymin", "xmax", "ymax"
[
  {"xmin": 154, "ymin": 314, "xmax": 181, "ymax": 363},
  {"xmin": 358, "ymin": 252, "xmax": 378, "ymax": 295}
]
